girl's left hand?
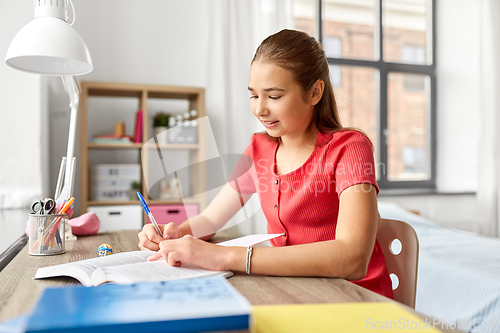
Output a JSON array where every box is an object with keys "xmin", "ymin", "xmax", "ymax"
[{"xmin": 147, "ymin": 235, "xmax": 230, "ymax": 271}]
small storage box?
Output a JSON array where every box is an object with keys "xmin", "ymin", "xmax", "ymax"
[
  {"xmin": 90, "ymin": 164, "xmax": 141, "ymax": 179},
  {"xmin": 90, "ymin": 188, "xmax": 131, "ymax": 201},
  {"xmin": 90, "ymin": 178, "xmax": 136, "ymax": 188},
  {"xmin": 87, "ymin": 205, "xmax": 143, "ymax": 232},
  {"xmin": 167, "ymin": 122, "xmax": 198, "ymax": 144},
  {"xmin": 149, "ymin": 204, "xmax": 199, "ymax": 226},
  {"xmin": 90, "ymin": 164, "xmax": 141, "ymax": 202}
]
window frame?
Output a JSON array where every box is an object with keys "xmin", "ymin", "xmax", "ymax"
[{"xmin": 316, "ymin": 0, "xmax": 437, "ymax": 191}]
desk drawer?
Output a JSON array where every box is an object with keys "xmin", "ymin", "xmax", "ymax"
[
  {"xmin": 87, "ymin": 205, "xmax": 142, "ymax": 232},
  {"xmin": 149, "ymin": 204, "xmax": 198, "ymax": 226}
]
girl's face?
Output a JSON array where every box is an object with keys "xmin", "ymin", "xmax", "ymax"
[{"xmin": 248, "ymin": 61, "xmax": 315, "ymax": 140}]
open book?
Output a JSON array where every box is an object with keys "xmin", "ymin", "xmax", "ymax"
[
  {"xmin": 34, "ymin": 233, "xmax": 284, "ymax": 287},
  {"xmin": 34, "ymin": 251, "xmax": 233, "ymax": 287}
]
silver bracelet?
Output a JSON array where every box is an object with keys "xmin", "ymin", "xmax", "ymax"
[{"xmin": 245, "ymin": 245, "xmax": 253, "ymax": 274}]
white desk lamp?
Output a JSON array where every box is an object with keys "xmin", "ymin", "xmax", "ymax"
[{"xmin": 5, "ymin": 0, "xmax": 92, "ymax": 201}]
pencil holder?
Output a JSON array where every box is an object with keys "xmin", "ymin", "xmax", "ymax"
[{"xmin": 29, "ymin": 213, "xmax": 68, "ymax": 256}]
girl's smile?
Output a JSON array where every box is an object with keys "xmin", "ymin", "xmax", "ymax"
[{"xmin": 262, "ymin": 120, "xmax": 280, "ymax": 128}]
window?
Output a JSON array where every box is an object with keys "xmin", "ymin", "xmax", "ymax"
[
  {"xmin": 293, "ymin": 0, "xmax": 436, "ymax": 190},
  {"xmin": 323, "ymin": 36, "xmax": 341, "ymax": 58},
  {"xmin": 324, "ymin": 37, "xmax": 342, "ymax": 86},
  {"xmin": 403, "ymin": 73, "xmax": 425, "ymax": 92},
  {"xmin": 402, "ymin": 45, "xmax": 426, "ymax": 65}
]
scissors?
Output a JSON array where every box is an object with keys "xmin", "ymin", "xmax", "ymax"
[{"xmin": 31, "ymin": 198, "xmax": 56, "ymax": 215}]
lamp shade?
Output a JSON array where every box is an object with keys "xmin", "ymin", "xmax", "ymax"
[{"xmin": 5, "ymin": 16, "xmax": 92, "ymax": 76}]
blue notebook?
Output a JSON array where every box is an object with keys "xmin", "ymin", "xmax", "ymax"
[{"xmin": 25, "ymin": 277, "xmax": 251, "ymax": 333}]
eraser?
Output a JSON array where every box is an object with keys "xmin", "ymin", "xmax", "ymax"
[{"xmin": 98, "ymin": 244, "xmax": 113, "ymax": 257}]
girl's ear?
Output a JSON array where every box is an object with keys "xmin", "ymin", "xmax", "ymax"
[{"xmin": 310, "ymin": 79, "xmax": 325, "ymax": 106}]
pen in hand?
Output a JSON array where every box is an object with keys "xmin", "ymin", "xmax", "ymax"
[{"xmin": 137, "ymin": 192, "xmax": 163, "ymax": 237}]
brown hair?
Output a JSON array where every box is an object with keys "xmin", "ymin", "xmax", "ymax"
[{"xmin": 252, "ymin": 29, "xmax": 344, "ymax": 143}]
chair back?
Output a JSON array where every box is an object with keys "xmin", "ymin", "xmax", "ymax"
[{"xmin": 376, "ymin": 218, "xmax": 419, "ymax": 308}]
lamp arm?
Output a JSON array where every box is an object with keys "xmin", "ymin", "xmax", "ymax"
[{"xmin": 62, "ymin": 76, "xmax": 80, "ymax": 198}]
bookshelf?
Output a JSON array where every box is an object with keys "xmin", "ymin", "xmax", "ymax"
[{"xmin": 79, "ymin": 81, "xmax": 207, "ymax": 225}]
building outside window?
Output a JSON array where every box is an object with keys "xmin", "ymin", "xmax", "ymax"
[
  {"xmin": 293, "ymin": 0, "xmax": 435, "ymax": 190},
  {"xmin": 323, "ymin": 37, "xmax": 342, "ymax": 86}
]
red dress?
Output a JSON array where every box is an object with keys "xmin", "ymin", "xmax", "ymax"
[{"xmin": 230, "ymin": 130, "xmax": 394, "ymax": 299}]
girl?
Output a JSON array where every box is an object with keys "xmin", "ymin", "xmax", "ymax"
[{"xmin": 139, "ymin": 29, "xmax": 394, "ymax": 299}]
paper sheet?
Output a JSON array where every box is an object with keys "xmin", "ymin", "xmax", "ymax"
[
  {"xmin": 216, "ymin": 234, "xmax": 284, "ymax": 247},
  {"xmin": 95, "ymin": 260, "xmax": 232, "ymax": 285}
]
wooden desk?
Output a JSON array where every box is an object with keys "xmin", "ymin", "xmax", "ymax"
[{"xmin": 0, "ymin": 229, "xmax": 462, "ymax": 332}]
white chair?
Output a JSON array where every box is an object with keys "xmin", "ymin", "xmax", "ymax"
[{"xmin": 377, "ymin": 218, "xmax": 419, "ymax": 308}]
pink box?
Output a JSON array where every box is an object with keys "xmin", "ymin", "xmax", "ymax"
[{"xmin": 149, "ymin": 204, "xmax": 199, "ymax": 226}]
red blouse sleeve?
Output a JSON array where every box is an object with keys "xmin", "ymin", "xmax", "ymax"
[
  {"xmin": 228, "ymin": 136, "xmax": 258, "ymax": 195},
  {"xmin": 334, "ymin": 131, "xmax": 380, "ymax": 197}
]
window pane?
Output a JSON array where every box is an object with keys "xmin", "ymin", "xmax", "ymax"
[
  {"xmin": 387, "ymin": 72, "xmax": 430, "ymax": 181},
  {"xmin": 332, "ymin": 66, "xmax": 378, "ymax": 175},
  {"xmin": 322, "ymin": 0, "xmax": 377, "ymax": 60},
  {"xmin": 294, "ymin": 0, "xmax": 316, "ymax": 37},
  {"xmin": 383, "ymin": 0, "xmax": 431, "ymax": 64}
]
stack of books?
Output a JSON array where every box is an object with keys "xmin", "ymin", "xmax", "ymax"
[{"xmin": 92, "ymin": 110, "xmax": 143, "ymax": 145}]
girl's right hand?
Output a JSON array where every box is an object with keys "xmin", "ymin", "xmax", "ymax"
[{"xmin": 138, "ymin": 222, "xmax": 181, "ymax": 251}]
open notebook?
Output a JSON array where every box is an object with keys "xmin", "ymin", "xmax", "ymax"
[{"xmin": 34, "ymin": 233, "xmax": 283, "ymax": 287}]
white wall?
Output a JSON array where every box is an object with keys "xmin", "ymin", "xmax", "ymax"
[
  {"xmin": 435, "ymin": 0, "xmax": 480, "ymax": 193},
  {"xmin": 0, "ymin": 0, "xmax": 44, "ymax": 209},
  {"xmin": 73, "ymin": 0, "xmax": 209, "ymax": 87}
]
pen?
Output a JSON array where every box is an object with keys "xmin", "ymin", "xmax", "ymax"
[
  {"xmin": 137, "ymin": 192, "xmax": 163, "ymax": 237},
  {"xmin": 49, "ymin": 227, "xmax": 63, "ymax": 250}
]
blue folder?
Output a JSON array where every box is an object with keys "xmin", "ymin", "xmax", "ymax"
[{"xmin": 25, "ymin": 277, "xmax": 251, "ymax": 333}]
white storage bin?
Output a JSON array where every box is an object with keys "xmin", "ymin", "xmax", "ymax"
[
  {"xmin": 90, "ymin": 164, "xmax": 141, "ymax": 202},
  {"xmin": 90, "ymin": 188, "xmax": 131, "ymax": 201},
  {"xmin": 90, "ymin": 164, "xmax": 141, "ymax": 179},
  {"xmin": 87, "ymin": 205, "xmax": 143, "ymax": 232},
  {"xmin": 90, "ymin": 178, "xmax": 137, "ymax": 188}
]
